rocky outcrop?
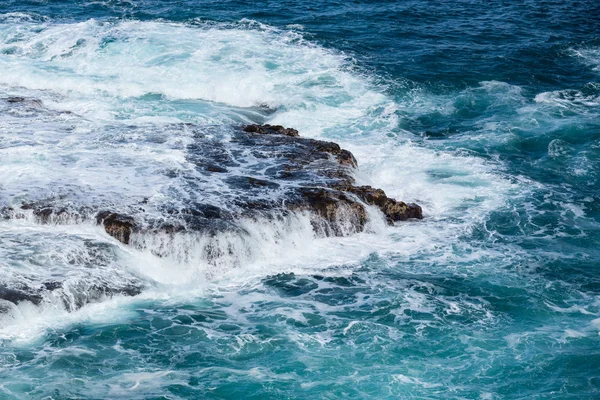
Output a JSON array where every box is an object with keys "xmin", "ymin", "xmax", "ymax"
[
  {"xmin": 240, "ymin": 124, "xmax": 422, "ymax": 234},
  {"xmin": 333, "ymin": 184, "xmax": 423, "ymax": 222},
  {"xmin": 2, "ymin": 124, "xmax": 422, "ymax": 245},
  {"xmin": 0, "ymin": 123, "xmax": 423, "ymax": 312}
]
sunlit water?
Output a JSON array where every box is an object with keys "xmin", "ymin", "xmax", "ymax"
[{"xmin": 0, "ymin": 1, "xmax": 599, "ymax": 399}]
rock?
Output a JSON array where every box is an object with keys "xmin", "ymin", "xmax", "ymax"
[
  {"xmin": 0, "ymin": 122, "xmax": 424, "ymax": 314},
  {"xmin": 19, "ymin": 202, "xmax": 85, "ymax": 224},
  {"xmin": 294, "ymin": 187, "xmax": 368, "ymax": 236},
  {"xmin": 243, "ymin": 124, "xmax": 299, "ymax": 137},
  {"xmin": 68, "ymin": 284, "xmax": 143, "ymax": 311},
  {"xmin": 3, "ymin": 124, "xmax": 422, "ymax": 245},
  {"xmin": 206, "ymin": 165, "xmax": 228, "ymax": 173},
  {"xmin": 0, "ymin": 286, "xmax": 43, "ymax": 306},
  {"xmin": 333, "ymin": 184, "xmax": 423, "ymax": 222},
  {"xmin": 238, "ymin": 124, "xmax": 420, "ymax": 227},
  {"xmin": 4, "ymin": 96, "xmax": 43, "ymax": 107},
  {"xmin": 96, "ymin": 211, "xmax": 137, "ymax": 244},
  {"xmin": 310, "ymin": 140, "xmax": 357, "ymax": 167},
  {"xmin": 384, "ymin": 200, "xmax": 423, "ymax": 221},
  {"xmin": 0, "ymin": 207, "xmax": 13, "ymax": 220},
  {"xmin": 242, "ymin": 124, "xmax": 356, "ymax": 167},
  {"xmin": 5, "ymin": 96, "xmax": 26, "ymax": 103},
  {"xmin": 0, "ymin": 281, "xmax": 144, "ymax": 312}
]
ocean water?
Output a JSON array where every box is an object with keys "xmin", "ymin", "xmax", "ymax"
[{"xmin": 0, "ymin": 1, "xmax": 599, "ymax": 399}]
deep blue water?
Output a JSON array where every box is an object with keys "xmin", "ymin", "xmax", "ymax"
[{"xmin": 0, "ymin": 1, "xmax": 599, "ymax": 399}]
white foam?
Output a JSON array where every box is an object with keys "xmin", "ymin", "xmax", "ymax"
[
  {"xmin": 0, "ymin": 294, "xmax": 137, "ymax": 344},
  {"xmin": 534, "ymin": 88, "xmax": 600, "ymax": 109},
  {"xmin": 392, "ymin": 374, "xmax": 442, "ymax": 389},
  {"xmin": 0, "ymin": 18, "xmax": 378, "ymax": 116},
  {"xmin": 570, "ymin": 47, "xmax": 600, "ymax": 72}
]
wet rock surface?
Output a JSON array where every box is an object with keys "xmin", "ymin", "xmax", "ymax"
[
  {"xmin": 243, "ymin": 123, "xmax": 299, "ymax": 137},
  {"xmin": 333, "ymin": 183, "xmax": 423, "ymax": 223},
  {"xmin": 0, "ymin": 117, "xmax": 422, "ymax": 310},
  {"xmin": 96, "ymin": 211, "xmax": 137, "ymax": 245},
  {"xmin": 2, "ymin": 123, "xmax": 422, "ymax": 244},
  {"xmin": 0, "ymin": 282, "xmax": 144, "ymax": 312},
  {"xmin": 96, "ymin": 123, "xmax": 421, "ymax": 241}
]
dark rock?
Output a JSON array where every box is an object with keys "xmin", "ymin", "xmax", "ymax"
[
  {"xmin": 293, "ymin": 187, "xmax": 368, "ymax": 236},
  {"xmin": 311, "ymin": 140, "xmax": 357, "ymax": 168},
  {"xmin": 243, "ymin": 124, "xmax": 299, "ymax": 137},
  {"xmin": 225, "ymin": 175, "xmax": 280, "ymax": 190},
  {"xmin": 5, "ymin": 97, "xmax": 26, "ymax": 103},
  {"xmin": 68, "ymin": 284, "xmax": 143, "ymax": 310},
  {"xmin": 188, "ymin": 204, "xmax": 223, "ymax": 219},
  {"xmin": 206, "ymin": 165, "xmax": 228, "ymax": 173},
  {"xmin": 0, "ymin": 280, "xmax": 145, "ymax": 313},
  {"xmin": 334, "ymin": 184, "xmax": 423, "ymax": 222},
  {"xmin": 0, "ymin": 122, "xmax": 424, "ymax": 315},
  {"xmin": 4, "ymin": 96, "xmax": 43, "ymax": 107},
  {"xmin": 0, "ymin": 207, "xmax": 13, "ymax": 220},
  {"xmin": 34, "ymin": 207, "xmax": 54, "ymax": 221},
  {"xmin": 385, "ymin": 201, "xmax": 423, "ymax": 221},
  {"xmin": 19, "ymin": 203, "xmax": 85, "ymax": 224},
  {"xmin": 236, "ymin": 124, "xmax": 421, "ymax": 229},
  {"xmin": 96, "ymin": 211, "xmax": 137, "ymax": 244},
  {"xmin": 43, "ymin": 281, "xmax": 63, "ymax": 291},
  {"xmin": 3, "ymin": 124, "xmax": 421, "ymax": 245},
  {"xmin": 0, "ymin": 286, "xmax": 43, "ymax": 305},
  {"xmin": 157, "ymin": 223, "xmax": 186, "ymax": 234}
]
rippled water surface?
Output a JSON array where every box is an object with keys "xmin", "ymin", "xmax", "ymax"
[{"xmin": 0, "ymin": 1, "xmax": 599, "ymax": 399}]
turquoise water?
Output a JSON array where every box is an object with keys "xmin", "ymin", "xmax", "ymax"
[{"xmin": 0, "ymin": 1, "xmax": 599, "ymax": 398}]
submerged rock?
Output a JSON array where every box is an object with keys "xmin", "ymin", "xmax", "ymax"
[
  {"xmin": 14, "ymin": 201, "xmax": 88, "ymax": 224},
  {"xmin": 0, "ymin": 286, "xmax": 43, "ymax": 306},
  {"xmin": 5, "ymin": 96, "xmax": 26, "ymax": 103},
  {"xmin": 3, "ymin": 96, "xmax": 44, "ymax": 108}
]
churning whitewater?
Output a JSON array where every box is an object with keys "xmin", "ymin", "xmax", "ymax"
[{"xmin": 1, "ymin": 1, "xmax": 600, "ymax": 399}]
